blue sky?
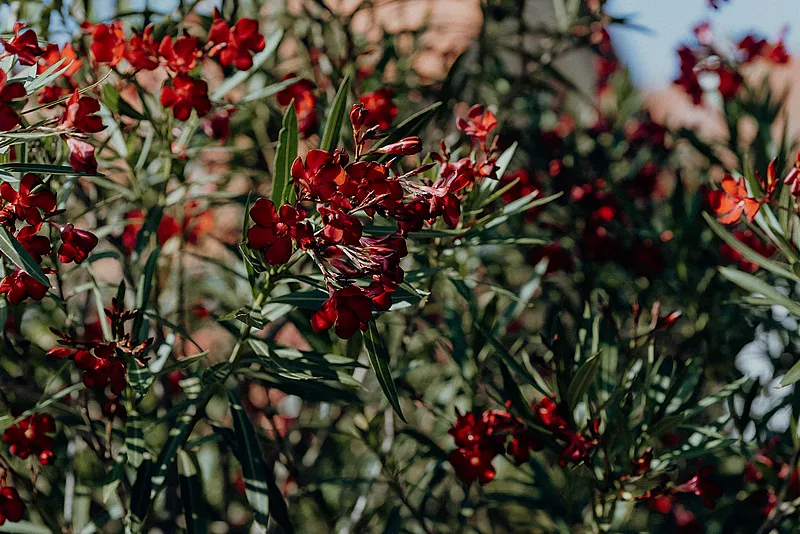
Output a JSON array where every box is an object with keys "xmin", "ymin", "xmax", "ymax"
[{"xmin": 607, "ymin": 0, "xmax": 798, "ymax": 89}]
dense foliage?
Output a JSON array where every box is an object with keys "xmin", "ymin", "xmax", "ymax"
[{"xmin": 0, "ymin": 0, "xmax": 798, "ymax": 532}]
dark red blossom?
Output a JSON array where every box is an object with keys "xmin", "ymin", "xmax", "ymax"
[
  {"xmin": 88, "ymin": 21, "xmax": 127, "ymax": 66},
  {"xmin": 0, "ymin": 486, "xmax": 25, "ymax": 525},
  {"xmin": 203, "ymin": 108, "xmax": 235, "ymax": 140},
  {"xmin": 208, "ymin": 10, "xmax": 266, "ymax": 70},
  {"xmin": 61, "ymin": 90, "xmax": 104, "ymax": 134},
  {"xmin": 49, "ymin": 342, "xmax": 127, "ymax": 395},
  {"xmin": 2, "ymin": 414, "xmax": 56, "ymax": 464},
  {"xmin": 674, "ymin": 46, "xmax": 704, "ymax": 105},
  {"xmin": 0, "ymin": 268, "xmax": 51, "ymax": 304},
  {"xmin": 319, "ymin": 207, "xmax": 362, "ymax": 246},
  {"xmin": 58, "ymin": 224, "xmax": 99, "ymax": 264},
  {"xmin": 66, "ymin": 138, "xmax": 97, "ymax": 174},
  {"xmin": 0, "ymin": 174, "xmax": 57, "ymax": 225},
  {"xmin": 160, "ymin": 74, "xmax": 211, "ymax": 120},
  {"xmin": 277, "ymin": 75, "xmax": 319, "ymax": 138},
  {"xmin": 247, "ymin": 199, "xmax": 309, "ymax": 265},
  {"xmin": 0, "ymin": 70, "xmax": 27, "ymax": 132},
  {"xmin": 15, "ymin": 225, "xmax": 50, "ymax": 264},
  {"xmin": 1, "ymin": 24, "xmax": 44, "ymax": 66},
  {"xmin": 359, "ymin": 88, "xmax": 398, "ymax": 131},
  {"xmin": 39, "ymin": 42, "xmax": 82, "ymax": 78},
  {"xmin": 311, "ymin": 285, "xmax": 373, "ymax": 339}
]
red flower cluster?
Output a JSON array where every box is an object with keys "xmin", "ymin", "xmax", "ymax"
[
  {"xmin": 674, "ymin": 25, "xmax": 790, "ymax": 106},
  {"xmin": 86, "ymin": 14, "xmax": 264, "ymax": 121},
  {"xmin": 533, "ymin": 397, "xmax": 598, "ymax": 466},
  {"xmin": 0, "ymin": 484, "xmax": 24, "ymax": 526},
  {"xmin": 447, "ymin": 409, "xmax": 541, "ymax": 485},
  {"xmin": 276, "ymin": 75, "xmax": 319, "ymax": 138},
  {"xmin": 47, "ymin": 299, "xmax": 152, "ymax": 405},
  {"xmin": 246, "ymin": 103, "xmax": 499, "ymax": 338},
  {"xmin": 2, "ymin": 414, "xmax": 56, "ymax": 464}
]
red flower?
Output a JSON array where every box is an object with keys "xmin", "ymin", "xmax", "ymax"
[
  {"xmin": 739, "ymin": 33, "xmax": 790, "ymax": 65},
  {"xmin": 66, "ymin": 138, "xmax": 97, "ymax": 174},
  {"xmin": 720, "ymin": 230, "xmax": 776, "ymax": 273},
  {"xmin": 0, "ymin": 268, "xmax": 51, "ymax": 304},
  {"xmin": 89, "ymin": 21, "xmax": 127, "ymax": 66},
  {"xmin": 359, "ymin": 88, "xmax": 398, "ymax": 130},
  {"xmin": 674, "ymin": 46, "xmax": 703, "ymax": 105},
  {"xmin": 158, "ymin": 35, "xmax": 201, "ymax": 74},
  {"xmin": 15, "ymin": 225, "xmax": 51, "ymax": 264},
  {"xmin": 0, "ymin": 173, "xmax": 57, "ymax": 225},
  {"xmin": 161, "ymin": 74, "xmax": 211, "ymax": 120},
  {"xmin": 448, "ymin": 445, "xmax": 498, "ymax": 485},
  {"xmin": 0, "ymin": 486, "xmax": 25, "ymax": 525},
  {"xmin": 319, "ymin": 207, "xmax": 363, "ymax": 246},
  {"xmin": 0, "ymin": 70, "xmax": 27, "ymax": 132},
  {"xmin": 1, "ymin": 24, "xmax": 44, "ymax": 65},
  {"xmin": 58, "ymin": 224, "xmax": 99, "ymax": 264},
  {"xmin": 291, "ymin": 150, "xmax": 346, "ymax": 201},
  {"xmin": 125, "ymin": 24, "xmax": 160, "ymax": 71},
  {"xmin": 61, "ymin": 90, "xmax": 105, "ymax": 133},
  {"xmin": 203, "ymin": 108, "xmax": 235, "ymax": 140},
  {"xmin": 75, "ymin": 344, "xmax": 127, "ymax": 394},
  {"xmin": 311, "ymin": 285, "xmax": 373, "ymax": 339},
  {"xmin": 2, "ymin": 414, "xmax": 56, "ymax": 464},
  {"xmin": 457, "ymin": 104, "xmax": 498, "ymax": 144},
  {"xmin": 671, "ymin": 462, "xmax": 723, "ymax": 509},
  {"xmin": 707, "ymin": 174, "xmax": 760, "ymax": 224},
  {"xmin": 208, "ymin": 10, "xmax": 266, "ymax": 70},
  {"xmin": 247, "ymin": 199, "xmax": 308, "ymax": 265}
]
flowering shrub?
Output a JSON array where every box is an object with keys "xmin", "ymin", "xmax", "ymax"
[{"xmin": 0, "ymin": 0, "xmax": 796, "ymax": 532}]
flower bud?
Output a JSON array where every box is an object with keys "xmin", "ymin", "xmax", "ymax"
[
  {"xmin": 350, "ymin": 103, "xmax": 367, "ymax": 131},
  {"xmin": 376, "ymin": 136, "xmax": 422, "ymax": 156}
]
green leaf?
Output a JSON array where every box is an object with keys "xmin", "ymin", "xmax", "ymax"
[
  {"xmin": 645, "ymin": 414, "xmax": 685, "ymax": 438},
  {"xmin": 319, "ymin": 75, "xmax": 351, "ymax": 152},
  {"xmin": 0, "ymin": 163, "xmax": 101, "ymax": 177},
  {"xmin": 133, "ymin": 247, "xmax": 160, "ymax": 343},
  {"xmin": 225, "ymin": 390, "xmax": 272, "ymax": 530},
  {"xmin": 364, "ymin": 321, "xmax": 407, "ymax": 422},
  {"xmin": 0, "ymin": 225, "xmax": 50, "ymax": 287},
  {"xmin": 477, "ymin": 141, "xmax": 517, "ymax": 200},
  {"xmin": 271, "ymin": 104, "xmax": 298, "ymax": 206},
  {"xmin": 719, "ymin": 266, "xmax": 800, "ymax": 317},
  {"xmin": 566, "ymin": 354, "xmax": 601, "ymax": 411},
  {"xmin": 178, "ymin": 450, "xmax": 209, "ymax": 534},
  {"xmin": 368, "ymin": 102, "xmax": 443, "ymax": 163},
  {"xmin": 683, "ymin": 376, "xmax": 750, "ymax": 418},
  {"xmin": 235, "ymin": 76, "xmax": 299, "ymax": 104},
  {"xmin": 780, "ymin": 358, "xmax": 800, "ymax": 387},
  {"xmin": 125, "ymin": 405, "xmax": 146, "ymax": 469},
  {"xmin": 704, "ymin": 213, "xmax": 799, "ymax": 281}
]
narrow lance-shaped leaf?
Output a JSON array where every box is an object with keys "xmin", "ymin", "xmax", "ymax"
[
  {"xmin": 364, "ymin": 321, "xmax": 407, "ymax": 422},
  {"xmin": 226, "ymin": 390, "xmax": 272, "ymax": 530},
  {"xmin": 178, "ymin": 449, "xmax": 209, "ymax": 534},
  {"xmin": 271, "ymin": 104, "xmax": 298, "ymax": 206},
  {"xmin": 133, "ymin": 247, "xmax": 160, "ymax": 343},
  {"xmin": 319, "ymin": 75, "xmax": 351, "ymax": 152}
]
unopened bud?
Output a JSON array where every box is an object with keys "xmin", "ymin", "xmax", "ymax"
[
  {"xmin": 377, "ymin": 136, "xmax": 422, "ymax": 156},
  {"xmin": 350, "ymin": 103, "xmax": 367, "ymax": 131}
]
